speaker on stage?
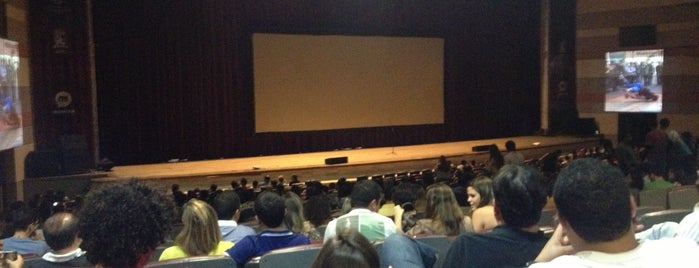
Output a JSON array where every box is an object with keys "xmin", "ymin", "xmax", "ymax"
[{"xmin": 325, "ymin": 156, "xmax": 348, "ymax": 165}]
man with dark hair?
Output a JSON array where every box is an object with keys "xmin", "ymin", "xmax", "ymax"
[
  {"xmin": 78, "ymin": 180, "xmax": 174, "ymax": 268},
  {"xmin": 643, "ymin": 118, "xmax": 670, "ymax": 178},
  {"xmin": 324, "ymin": 180, "xmax": 396, "ymax": 243},
  {"xmin": 29, "ymin": 212, "xmax": 91, "ymax": 267},
  {"xmin": 443, "ymin": 164, "xmax": 548, "ymax": 268},
  {"xmin": 212, "ymin": 190, "xmax": 256, "ymax": 243},
  {"xmin": 1, "ymin": 207, "xmax": 50, "ymax": 256},
  {"xmin": 225, "ymin": 191, "xmax": 309, "ymax": 266},
  {"xmin": 504, "ymin": 140, "xmax": 525, "ymax": 165},
  {"xmin": 531, "ymin": 158, "xmax": 699, "ymax": 267}
]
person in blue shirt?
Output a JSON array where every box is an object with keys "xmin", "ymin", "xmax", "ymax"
[{"xmin": 225, "ymin": 191, "xmax": 310, "ymax": 266}]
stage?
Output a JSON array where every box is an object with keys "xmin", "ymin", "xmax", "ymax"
[{"xmin": 92, "ymin": 135, "xmax": 600, "ymax": 191}]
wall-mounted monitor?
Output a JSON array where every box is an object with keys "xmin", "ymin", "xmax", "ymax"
[
  {"xmin": 604, "ymin": 49, "xmax": 663, "ymax": 113},
  {"xmin": 0, "ymin": 38, "xmax": 22, "ymax": 152}
]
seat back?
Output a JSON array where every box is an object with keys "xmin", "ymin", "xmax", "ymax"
[
  {"xmin": 634, "ymin": 206, "xmax": 665, "ymax": 220},
  {"xmin": 638, "ymin": 188, "xmax": 669, "ymax": 208},
  {"xmin": 258, "ymin": 244, "xmax": 322, "ymax": 268},
  {"xmin": 145, "ymin": 255, "xmax": 235, "ymax": 268},
  {"xmin": 415, "ymin": 235, "xmax": 453, "ymax": 268},
  {"xmin": 538, "ymin": 208, "xmax": 557, "ymax": 227},
  {"xmin": 668, "ymin": 187, "xmax": 699, "ymax": 210},
  {"xmin": 638, "ymin": 209, "xmax": 693, "ymax": 231}
]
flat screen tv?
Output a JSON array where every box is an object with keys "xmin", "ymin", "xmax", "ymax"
[{"xmin": 604, "ymin": 49, "xmax": 663, "ymax": 113}]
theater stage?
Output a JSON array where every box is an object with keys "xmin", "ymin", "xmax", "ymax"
[{"xmin": 92, "ymin": 135, "xmax": 600, "ymax": 191}]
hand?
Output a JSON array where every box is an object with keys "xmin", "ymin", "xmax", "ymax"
[
  {"xmin": 534, "ymin": 224, "xmax": 575, "ymax": 263},
  {"xmin": 393, "ymin": 204, "xmax": 405, "ymax": 217},
  {"xmin": 6, "ymin": 253, "xmax": 23, "ymax": 268}
]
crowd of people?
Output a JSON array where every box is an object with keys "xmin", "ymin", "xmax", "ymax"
[{"xmin": 0, "ymin": 130, "xmax": 697, "ymax": 267}]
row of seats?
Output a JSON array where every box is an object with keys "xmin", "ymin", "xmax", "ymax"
[
  {"xmin": 638, "ymin": 185, "xmax": 699, "ymax": 210},
  {"xmin": 144, "ymin": 236, "xmax": 455, "ymax": 268}
]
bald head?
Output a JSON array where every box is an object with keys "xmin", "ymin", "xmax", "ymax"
[{"xmin": 43, "ymin": 212, "xmax": 80, "ymax": 251}]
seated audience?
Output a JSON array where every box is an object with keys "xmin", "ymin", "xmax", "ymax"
[
  {"xmin": 324, "ymin": 180, "xmax": 396, "ymax": 243},
  {"xmin": 225, "ymin": 191, "xmax": 310, "ymax": 266},
  {"xmin": 504, "ymin": 140, "xmax": 525, "ymax": 165},
  {"xmin": 443, "ymin": 164, "xmax": 548, "ymax": 268},
  {"xmin": 283, "ymin": 192, "xmax": 321, "ymax": 241},
  {"xmin": 211, "ymin": 190, "xmax": 256, "ymax": 243},
  {"xmin": 311, "ymin": 229, "xmax": 379, "ymax": 268},
  {"xmin": 391, "ymin": 182, "xmax": 423, "ymax": 232},
  {"xmin": 27, "ymin": 212, "xmax": 91, "ymax": 267},
  {"xmin": 2, "ymin": 206, "xmax": 50, "ymax": 256},
  {"xmin": 531, "ymin": 158, "xmax": 699, "ymax": 267},
  {"xmin": 304, "ymin": 195, "xmax": 332, "ymax": 240},
  {"xmin": 643, "ymin": 164, "xmax": 674, "ymax": 190},
  {"xmin": 400, "ymin": 183, "xmax": 471, "ymax": 236},
  {"xmin": 467, "ymin": 176, "xmax": 498, "ymax": 232},
  {"xmin": 487, "ymin": 144, "xmax": 505, "ymax": 175},
  {"xmin": 78, "ymin": 180, "xmax": 174, "ymax": 268},
  {"xmin": 159, "ymin": 199, "xmax": 234, "ymax": 260}
]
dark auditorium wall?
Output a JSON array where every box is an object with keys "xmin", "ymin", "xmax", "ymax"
[{"xmin": 24, "ymin": 1, "xmax": 543, "ymax": 165}]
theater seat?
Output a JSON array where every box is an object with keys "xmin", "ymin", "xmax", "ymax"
[
  {"xmin": 668, "ymin": 186, "xmax": 699, "ymax": 210},
  {"xmin": 415, "ymin": 235, "xmax": 454, "ymax": 268},
  {"xmin": 258, "ymin": 244, "xmax": 322, "ymax": 268},
  {"xmin": 145, "ymin": 255, "xmax": 235, "ymax": 268},
  {"xmin": 638, "ymin": 188, "xmax": 669, "ymax": 208},
  {"xmin": 638, "ymin": 209, "xmax": 693, "ymax": 232}
]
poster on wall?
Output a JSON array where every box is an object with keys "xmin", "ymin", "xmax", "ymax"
[{"xmin": 0, "ymin": 38, "xmax": 22, "ymax": 152}]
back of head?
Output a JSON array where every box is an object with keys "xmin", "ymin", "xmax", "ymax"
[
  {"xmin": 659, "ymin": 118, "xmax": 670, "ymax": 129},
  {"xmin": 305, "ymin": 195, "xmax": 332, "ymax": 227},
  {"xmin": 78, "ymin": 180, "xmax": 174, "ymax": 268},
  {"xmin": 350, "ymin": 180, "xmax": 382, "ymax": 208},
  {"xmin": 391, "ymin": 182, "xmax": 418, "ymax": 207},
  {"xmin": 42, "ymin": 212, "xmax": 79, "ymax": 252},
  {"xmin": 177, "ymin": 199, "xmax": 222, "ymax": 256},
  {"xmin": 554, "ymin": 158, "xmax": 631, "ymax": 243},
  {"xmin": 311, "ymin": 229, "xmax": 379, "ymax": 268},
  {"xmin": 10, "ymin": 206, "xmax": 37, "ymax": 232},
  {"xmin": 255, "ymin": 191, "xmax": 286, "ymax": 228},
  {"xmin": 505, "ymin": 140, "xmax": 516, "ymax": 151},
  {"xmin": 212, "ymin": 190, "xmax": 241, "ymax": 220},
  {"xmin": 425, "ymin": 183, "xmax": 464, "ymax": 235},
  {"xmin": 283, "ymin": 191, "xmax": 306, "ymax": 233},
  {"xmin": 492, "ymin": 165, "xmax": 547, "ymax": 228}
]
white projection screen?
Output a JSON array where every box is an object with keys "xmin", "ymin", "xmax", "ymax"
[{"xmin": 253, "ymin": 33, "xmax": 444, "ymax": 133}]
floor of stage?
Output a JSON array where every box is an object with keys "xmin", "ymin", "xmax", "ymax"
[{"xmin": 94, "ymin": 135, "xmax": 600, "ymax": 190}]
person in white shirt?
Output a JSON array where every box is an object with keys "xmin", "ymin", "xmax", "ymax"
[
  {"xmin": 531, "ymin": 158, "xmax": 699, "ymax": 268},
  {"xmin": 324, "ymin": 180, "xmax": 396, "ymax": 243},
  {"xmin": 503, "ymin": 140, "xmax": 525, "ymax": 165}
]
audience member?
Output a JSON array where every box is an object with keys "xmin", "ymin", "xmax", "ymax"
[
  {"xmin": 615, "ymin": 135, "xmax": 639, "ymax": 175},
  {"xmin": 403, "ymin": 183, "xmax": 471, "ymax": 236},
  {"xmin": 443, "ymin": 164, "xmax": 548, "ymax": 268},
  {"xmin": 211, "ymin": 190, "xmax": 256, "ymax": 243},
  {"xmin": 643, "ymin": 164, "xmax": 674, "ymax": 190},
  {"xmin": 171, "ymin": 184, "xmax": 188, "ymax": 207},
  {"xmin": 311, "ymin": 229, "xmax": 379, "ymax": 268},
  {"xmin": 304, "ymin": 195, "xmax": 332, "ymax": 239},
  {"xmin": 487, "ymin": 144, "xmax": 505, "ymax": 175},
  {"xmin": 225, "ymin": 191, "xmax": 310, "ymax": 266},
  {"xmin": 667, "ymin": 130, "xmax": 697, "ymax": 185},
  {"xmin": 642, "ymin": 118, "xmax": 670, "ymax": 178},
  {"xmin": 78, "ymin": 180, "xmax": 174, "ymax": 268},
  {"xmin": 27, "ymin": 212, "xmax": 91, "ymax": 267},
  {"xmin": 531, "ymin": 158, "xmax": 699, "ymax": 267},
  {"xmin": 504, "ymin": 140, "xmax": 525, "ymax": 165},
  {"xmin": 283, "ymin": 192, "xmax": 321, "ymax": 241},
  {"xmin": 1, "ymin": 206, "xmax": 50, "ymax": 255},
  {"xmin": 324, "ymin": 180, "xmax": 396, "ymax": 243},
  {"xmin": 391, "ymin": 182, "xmax": 422, "ymax": 232},
  {"xmin": 434, "ymin": 155, "xmax": 452, "ymax": 183},
  {"xmin": 467, "ymin": 176, "xmax": 498, "ymax": 232},
  {"xmin": 159, "ymin": 199, "xmax": 234, "ymax": 260}
]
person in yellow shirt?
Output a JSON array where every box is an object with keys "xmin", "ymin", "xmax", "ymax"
[{"xmin": 159, "ymin": 199, "xmax": 234, "ymax": 260}]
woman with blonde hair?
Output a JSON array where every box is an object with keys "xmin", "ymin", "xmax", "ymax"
[
  {"xmin": 467, "ymin": 176, "xmax": 498, "ymax": 232},
  {"xmin": 159, "ymin": 199, "xmax": 234, "ymax": 260},
  {"xmin": 405, "ymin": 183, "xmax": 471, "ymax": 236}
]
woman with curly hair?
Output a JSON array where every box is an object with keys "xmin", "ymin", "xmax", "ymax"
[
  {"xmin": 78, "ymin": 180, "xmax": 174, "ymax": 268},
  {"xmin": 467, "ymin": 176, "xmax": 498, "ymax": 232},
  {"xmin": 405, "ymin": 183, "xmax": 471, "ymax": 236},
  {"xmin": 159, "ymin": 199, "xmax": 234, "ymax": 260}
]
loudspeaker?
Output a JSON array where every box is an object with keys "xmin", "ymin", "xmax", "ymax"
[
  {"xmin": 619, "ymin": 25, "xmax": 656, "ymax": 47},
  {"xmin": 59, "ymin": 135, "xmax": 94, "ymax": 174},
  {"xmin": 325, "ymin": 156, "xmax": 348, "ymax": 165},
  {"xmin": 472, "ymin": 145, "xmax": 491, "ymax": 152}
]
